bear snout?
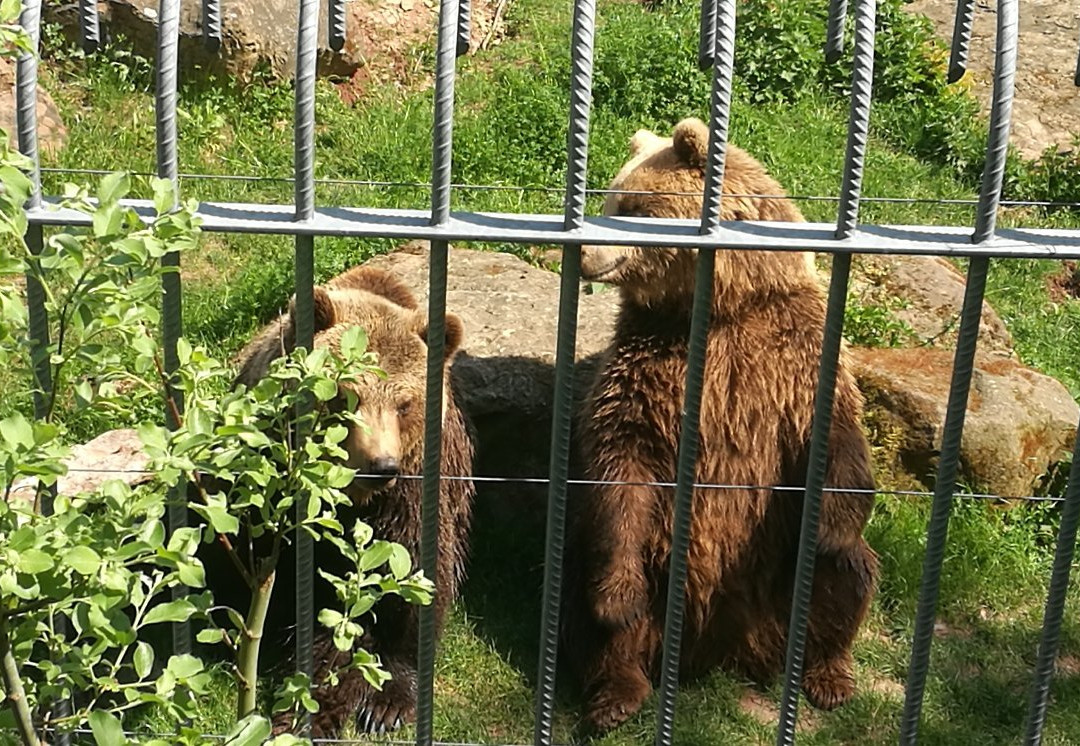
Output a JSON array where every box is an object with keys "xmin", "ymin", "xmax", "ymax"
[{"xmin": 357, "ymin": 455, "xmax": 401, "ymax": 490}]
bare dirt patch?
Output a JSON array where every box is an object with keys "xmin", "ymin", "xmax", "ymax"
[
  {"xmin": 904, "ymin": 0, "xmax": 1080, "ymax": 160},
  {"xmin": 1046, "ymin": 260, "xmax": 1080, "ymax": 302},
  {"xmin": 333, "ymin": 0, "xmax": 508, "ymax": 105}
]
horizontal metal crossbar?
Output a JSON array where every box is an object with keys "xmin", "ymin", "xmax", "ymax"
[{"xmin": 27, "ymin": 200, "xmax": 1080, "ymax": 259}]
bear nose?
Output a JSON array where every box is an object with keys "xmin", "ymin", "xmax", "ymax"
[{"xmin": 368, "ymin": 457, "xmax": 400, "ymax": 479}]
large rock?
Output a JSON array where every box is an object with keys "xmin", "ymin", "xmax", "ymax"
[
  {"xmin": 363, "ymin": 244, "xmax": 1073, "ymax": 502},
  {"xmin": 848, "ymin": 253, "xmax": 1014, "ymax": 354},
  {"xmin": 44, "ymin": 0, "xmax": 500, "ymax": 84},
  {"xmin": 852, "ymin": 347, "xmax": 1078, "ymax": 499},
  {"xmin": 0, "ymin": 57, "xmax": 66, "ymax": 157},
  {"xmin": 8, "ymin": 428, "xmax": 151, "ymax": 508}
]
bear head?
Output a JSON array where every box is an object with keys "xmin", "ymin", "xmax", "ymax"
[
  {"xmin": 235, "ymin": 267, "xmax": 463, "ymax": 502},
  {"xmin": 581, "ymin": 118, "xmax": 820, "ymax": 314}
]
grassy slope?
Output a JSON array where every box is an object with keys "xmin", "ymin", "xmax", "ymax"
[{"xmin": 24, "ymin": 0, "xmax": 1080, "ymax": 742}]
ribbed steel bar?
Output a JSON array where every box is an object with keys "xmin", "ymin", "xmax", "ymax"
[
  {"xmin": 1023, "ymin": 425, "xmax": 1080, "ymax": 744},
  {"xmin": 900, "ymin": 4, "xmax": 1014, "ymax": 739},
  {"xmin": 292, "ymin": 0, "xmax": 319, "ymax": 734},
  {"xmin": 18, "ymin": 3, "xmax": 70, "ymax": 741},
  {"xmin": 417, "ymin": 1, "xmax": 460, "ymax": 743},
  {"xmin": 824, "ymin": 0, "xmax": 848, "ymax": 64},
  {"xmin": 532, "ymin": 0, "xmax": 594, "ymax": 740},
  {"xmin": 457, "ymin": 0, "xmax": 471, "ymax": 56},
  {"xmin": 430, "ymin": 0, "xmax": 460, "ymax": 226},
  {"xmin": 77, "ymin": 0, "xmax": 99, "ymax": 53},
  {"xmin": 835, "ymin": 0, "xmax": 876, "ymax": 239},
  {"xmin": 971, "ymin": 0, "xmax": 1016, "ymax": 244},
  {"xmin": 653, "ymin": 9, "xmax": 736, "ymax": 742},
  {"xmin": 698, "ymin": 0, "xmax": 716, "ymax": 71},
  {"xmin": 417, "ymin": 238, "xmax": 448, "ymax": 746},
  {"xmin": 154, "ymin": 0, "xmax": 189, "ymax": 658},
  {"xmin": 202, "ymin": 0, "xmax": 222, "ymax": 52},
  {"xmin": 698, "ymin": 0, "xmax": 735, "ymax": 235},
  {"xmin": 329, "ymin": 0, "xmax": 346, "ymax": 52},
  {"xmin": 947, "ymin": 0, "xmax": 976, "ymax": 83},
  {"xmin": 773, "ymin": 252, "xmax": 852, "ymax": 746},
  {"xmin": 652, "ymin": 247, "xmax": 715, "ymax": 746},
  {"xmin": 775, "ymin": 4, "xmax": 875, "ymax": 742}
]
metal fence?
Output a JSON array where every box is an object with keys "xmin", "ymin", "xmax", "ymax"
[{"xmin": 12, "ymin": 0, "xmax": 1080, "ymax": 744}]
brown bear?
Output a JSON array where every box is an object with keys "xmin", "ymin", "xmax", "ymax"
[
  {"xmin": 225, "ymin": 265, "xmax": 475, "ymax": 738},
  {"xmin": 561, "ymin": 118, "xmax": 879, "ymax": 734}
]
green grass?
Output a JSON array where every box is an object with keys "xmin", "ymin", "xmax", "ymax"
[{"xmin": 16, "ymin": 0, "xmax": 1080, "ymax": 742}]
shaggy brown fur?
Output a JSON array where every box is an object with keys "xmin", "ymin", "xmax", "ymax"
[
  {"xmin": 562, "ymin": 118, "xmax": 878, "ymax": 734},
  {"xmin": 222, "ymin": 266, "xmax": 475, "ymax": 738}
]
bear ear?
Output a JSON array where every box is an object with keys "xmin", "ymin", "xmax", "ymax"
[
  {"xmin": 415, "ymin": 311, "xmax": 465, "ymax": 362},
  {"xmin": 628, "ymin": 129, "xmax": 663, "ymax": 157},
  {"xmin": 672, "ymin": 117, "xmax": 710, "ymax": 169},
  {"xmin": 288, "ymin": 286, "xmax": 337, "ymax": 334}
]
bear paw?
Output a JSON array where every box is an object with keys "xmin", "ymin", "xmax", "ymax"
[
  {"xmin": 583, "ymin": 673, "xmax": 652, "ymax": 735},
  {"xmin": 353, "ymin": 673, "xmax": 417, "ymax": 736},
  {"xmin": 802, "ymin": 656, "xmax": 856, "ymax": 711},
  {"xmin": 591, "ymin": 568, "xmax": 647, "ymax": 627}
]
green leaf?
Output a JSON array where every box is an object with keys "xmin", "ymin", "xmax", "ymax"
[
  {"xmin": 359, "ymin": 541, "xmax": 394, "ymax": 572},
  {"xmin": 151, "ymin": 177, "xmax": 177, "ymax": 215},
  {"xmin": 134, "ymin": 641, "xmax": 154, "ymax": 679},
  {"xmin": 165, "ymin": 653, "xmax": 204, "ymax": 680},
  {"xmin": 97, "ymin": 171, "xmax": 130, "ymax": 205},
  {"xmin": 388, "ymin": 544, "xmax": 412, "ymax": 579},
  {"xmin": 192, "ymin": 503, "xmax": 240, "ymax": 535},
  {"xmin": 311, "ymin": 377, "xmax": 338, "ymax": 402},
  {"xmin": 223, "ymin": 713, "xmax": 272, "ymax": 746},
  {"xmin": 317, "ymin": 608, "xmax": 343, "ymax": 627},
  {"xmin": 18, "ymin": 548, "xmax": 54, "ymax": 574},
  {"xmin": 196, "ymin": 628, "xmax": 226, "ymax": 644},
  {"xmin": 0, "ymin": 413, "xmax": 34, "ymax": 449},
  {"xmin": 63, "ymin": 546, "xmax": 102, "ymax": 576},
  {"xmin": 339, "ymin": 326, "xmax": 369, "ymax": 359},
  {"xmin": 88, "ymin": 710, "xmax": 126, "ymax": 746},
  {"xmin": 178, "ymin": 560, "xmax": 206, "ymax": 588},
  {"xmin": 143, "ymin": 599, "xmax": 196, "ymax": 625}
]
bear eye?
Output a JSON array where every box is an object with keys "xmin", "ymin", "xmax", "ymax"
[{"xmin": 397, "ymin": 401, "xmax": 412, "ymax": 418}]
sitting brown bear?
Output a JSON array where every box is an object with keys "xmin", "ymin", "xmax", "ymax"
[
  {"xmin": 224, "ymin": 265, "xmax": 475, "ymax": 738},
  {"xmin": 562, "ymin": 119, "xmax": 879, "ymax": 734}
]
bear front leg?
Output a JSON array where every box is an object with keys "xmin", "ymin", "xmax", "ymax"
[
  {"xmin": 801, "ymin": 537, "xmax": 878, "ymax": 711},
  {"xmin": 585, "ymin": 476, "xmax": 658, "ymax": 628},
  {"xmin": 580, "ymin": 615, "xmax": 657, "ymax": 735}
]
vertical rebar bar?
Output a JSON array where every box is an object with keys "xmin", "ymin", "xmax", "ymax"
[
  {"xmin": 948, "ymin": 0, "xmax": 976, "ymax": 83},
  {"xmin": 202, "ymin": 0, "xmax": 222, "ymax": 52},
  {"xmin": 429, "ymin": 0, "xmax": 459, "ymax": 226},
  {"xmin": 899, "ymin": 5, "xmax": 1015, "ymax": 740},
  {"xmin": 418, "ymin": 0, "xmax": 460, "ymax": 743},
  {"xmin": 154, "ymin": 0, "xmax": 189, "ymax": 658},
  {"xmin": 775, "ymin": 3, "xmax": 875, "ymax": 742},
  {"xmin": 652, "ymin": 246, "xmax": 715, "ymax": 746},
  {"xmin": 834, "ymin": 0, "xmax": 876, "ymax": 240},
  {"xmin": 653, "ymin": 5, "xmax": 734, "ymax": 744},
  {"xmin": 532, "ymin": 0, "xmax": 594, "ymax": 741},
  {"xmin": 78, "ymin": 0, "xmax": 99, "ymax": 53},
  {"xmin": 457, "ymin": 0, "xmax": 471, "ymax": 56},
  {"xmin": 698, "ymin": 0, "xmax": 716, "ymax": 71},
  {"xmin": 292, "ymin": 0, "xmax": 319, "ymax": 735},
  {"xmin": 18, "ymin": 3, "xmax": 70, "ymax": 742},
  {"xmin": 773, "ymin": 253, "xmax": 853, "ymax": 746},
  {"xmin": 329, "ymin": 0, "xmax": 346, "ymax": 52},
  {"xmin": 417, "ymin": 236, "xmax": 449, "ymax": 746},
  {"xmin": 824, "ymin": 0, "xmax": 848, "ymax": 64},
  {"xmin": 698, "ymin": 0, "xmax": 735, "ymax": 235},
  {"xmin": 1023, "ymin": 426, "xmax": 1080, "ymax": 745}
]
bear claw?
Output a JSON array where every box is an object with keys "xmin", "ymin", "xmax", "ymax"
[{"xmin": 801, "ymin": 658, "xmax": 857, "ymax": 711}]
